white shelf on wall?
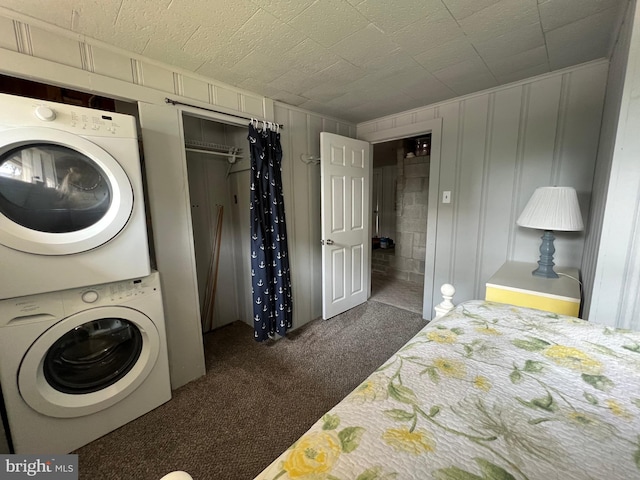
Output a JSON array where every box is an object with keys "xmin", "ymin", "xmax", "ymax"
[{"xmin": 184, "ymin": 139, "xmax": 243, "ymax": 160}]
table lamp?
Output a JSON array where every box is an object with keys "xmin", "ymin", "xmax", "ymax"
[{"xmin": 516, "ymin": 186, "xmax": 584, "ymax": 278}]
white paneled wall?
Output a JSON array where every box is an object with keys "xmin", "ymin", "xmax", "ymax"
[
  {"xmin": 0, "ymin": 8, "xmax": 355, "ymax": 331},
  {"xmin": 0, "ymin": 10, "xmax": 355, "ymax": 389},
  {"xmin": 275, "ymin": 105, "xmax": 356, "ymax": 326},
  {"xmin": 586, "ymin": 0, "xmax": 640, "ymax": 330},
  {"xmin": 358, "ymin": 61, "xmax": 608, "ymax": 313}
]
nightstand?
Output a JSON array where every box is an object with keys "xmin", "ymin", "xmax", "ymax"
[{"xmin": 485, "ymin": 261, "xmax": 581, "ymax": 316}]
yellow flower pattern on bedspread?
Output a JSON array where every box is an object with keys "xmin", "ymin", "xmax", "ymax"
[{"xmin": 255, "ymin": 301, "xmax": 640, "ymax": 480}]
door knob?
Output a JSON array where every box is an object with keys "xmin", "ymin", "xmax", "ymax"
[{"xmin": 325, "ymin": 239, "xmax": 334, "ymax": 245}]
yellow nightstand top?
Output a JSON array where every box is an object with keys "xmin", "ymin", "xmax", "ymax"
[{"xmin": 486, "ymin": 261, "xmax": 581, "ymax": 303}]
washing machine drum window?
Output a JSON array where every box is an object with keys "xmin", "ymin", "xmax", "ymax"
[
  {"xmin": 0, "ymin": 143, "xmax": 112, "ymax": 233},
  {"xmin": 44, "ymin": 318, "xmax": 143, "ymax": 395}
]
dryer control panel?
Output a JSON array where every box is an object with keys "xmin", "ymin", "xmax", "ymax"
[{"xmin": 0, "ymin": 92, "xmax": 137, "ymax": 139}]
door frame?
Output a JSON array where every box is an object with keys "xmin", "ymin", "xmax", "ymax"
[{"xmin": 357, "ymin": 118, "xmax": 442, "ymax": 320}]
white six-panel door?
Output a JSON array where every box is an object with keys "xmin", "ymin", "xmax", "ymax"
[{"xmin": 321, "ymin": 132, "xmax": 371, "ymax": 319}]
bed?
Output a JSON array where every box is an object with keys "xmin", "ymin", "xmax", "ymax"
[{"xmin": 253, "ymin": 299, "xmax": 640, "ymax": 480}]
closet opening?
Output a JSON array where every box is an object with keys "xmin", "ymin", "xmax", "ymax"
[
  {"xmin": 182, "ymin": 113, "xmax": 252, "ymax": 337},
  {"xmin": 370, "ymin": 134, "xmax": 430, "ymax": 315}
]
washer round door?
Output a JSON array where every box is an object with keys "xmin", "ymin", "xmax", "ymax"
[
  {"xmin": 0, "ymin": 127, "xmax": 133, "ymax": 255},
  {"xmin": 18, "ymin": 306, "xmax": 160, "ymax": 418}
]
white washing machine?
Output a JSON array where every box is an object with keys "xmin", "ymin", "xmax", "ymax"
[
  {"xmin": 0, "ymin": 93, "xmax": 150, "ymax": 300},
  {"xmin": 0, "ymin": 271, "xmax": 171, "ymax": 453}
]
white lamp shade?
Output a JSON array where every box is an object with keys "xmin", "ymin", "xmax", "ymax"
[{"xmin": 517, "ymin": 186, "xmax": 584, "ymax": 231}]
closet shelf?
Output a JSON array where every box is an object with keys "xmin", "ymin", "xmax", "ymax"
[{"xmin": 184, "ymin": 139, "xmax": 243, "ymax": 159}]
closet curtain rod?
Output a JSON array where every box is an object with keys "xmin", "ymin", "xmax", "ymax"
[{"xmin": 164, "ymin": 98, "xmax": 284, "ymax": 129}]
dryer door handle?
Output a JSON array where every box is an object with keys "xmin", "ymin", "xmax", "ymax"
[{"xmin": 7, "ymin": 313, "xmax": 58, "ymax": 325}]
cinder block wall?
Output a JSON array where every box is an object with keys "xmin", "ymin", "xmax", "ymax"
[
  {"xmin": 395, "ymin": 151, "xmax": 430, "ymax": 284},
  {"xmin": 371, "ymin": 147, "xmax": 430, "ymax": 285}
]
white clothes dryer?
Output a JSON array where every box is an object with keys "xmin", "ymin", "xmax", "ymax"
[
  {"xmin": 0, "ymin": 93, "xmax": 150, "ymax": 300},
  {"xmin": 0, "ymin": 271, "xmax": 171, "ymax": 454}
]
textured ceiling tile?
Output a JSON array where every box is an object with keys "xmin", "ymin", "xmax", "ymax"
[
  {"xmin": 331, "ymin": 24, "xmax": 400, "ymax": 68},
  {"xmin": 347, "ymin": 91, "xmax": 417, "ymax": 121},
  {"xmin": 287, "ymin": 0, "xmax": 369, "ymax": 48},
  {"xmin": 299, "ymin": 99, "xmax": 352, "ymax": 120},
  {"xmin": 237, "ymin": 77, "xmax": 280, "ymax": 98},
  {"xmin": 355, "ymin": 0, "xmax": 447, "ymax": 34},
  {"xmin": 485, "ymin": 45, "xmax": 548, "ymax": 77},
  {"xmin": 374, "ymin": 65, "xmax": 433, "ymax": 91},
  {"xmin": 0, "ymin": 0, "xmax": 625, "ymax": 123},
  {"xmin": 399, "ymin": 73, "xmax": 457, "ymax": 102},
  {"xmin": 281, "ymin": 39, "xmax": 341, "ymax": 74},
  {"xmin": 495, "ymin": 62, "xmax": 550, "ymax": 84},
  {"xmin": 142, "ymin": 26, "xmax": 206, "ymax": 71},
  {"xmin": 268, "ymin": 68, "xmax": 324, "ymax": 95},
  {"xmin": 77, "ymin": 1, "xmax": 169, "ymax": 55},
  {"xmin": 432, "ymin": 57, "xmax": 498, "ymax": 94},
  {"xmin": 270, "ymin": 90, "xmax": 308, "ymax": 106},
  {"xmin": 230, "ymin": 50, "xmax": 293, "ymax": 84},
  {"xmin": 414, "ymin": 37, "xmax": 478, "ymax": 72},
  {"xmin": 405, "ymin": 83, "xmax": 458, "ymax": 107},
  {"xmin": 459, "ymin": 0, "xmax": 539, "ymax": 44},
  {"xmin": 196, "ymin": 62, "xmax": 248, "ymax": 87},
  {"xmin": 390, "ymin": 8, "xmax": 464, "ymax": 55},
  {"xmin": 250, "ymin": 0, "xmax": 316, "ymax": 22},
  {"xmin": 472, "ymin": 22, "xmax": 544, "ymax": 63},
  {"xmin": 186, "ymin": 9, "xmax": 305, "ymax": 69},
  {"xmin": 301, "ymin": 83, "xmax": 345, "ymax": 103},
  {"xmin": 445, "ymin": 71, "xmax": 498, "ymax": 95},
  {"xmin": 441, "ymin": 0, "xmax": 503, "ymax": 20},
  {"xmin": 539, "ymin": 0, "xmax": 622, "ymax": 32},
  {"xmin": 71, "ymin": 1, "xmax": 124, "ymax": 36},
  {"xmin": 314, "ymin": 59, "xmax": 367, "ymax": 84},
  {"xmin": 361, "ymin": 50, "xmax": 421, "ymax": 75},
  {"xmin": 545, "ymin": 7, "xmax": 619, "ymax": 69},
  {"xmin": 0, "ymin": 0, "xmax": 76, "ymax": 29}
]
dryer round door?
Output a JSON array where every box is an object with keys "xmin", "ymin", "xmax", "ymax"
[
  {"xmin": 0, "ymin": 127, "xmax": 133, "ymax": 255},
  {"xmin": 18, "ymin": 306, "xmax": 160, "ymax": 418}
]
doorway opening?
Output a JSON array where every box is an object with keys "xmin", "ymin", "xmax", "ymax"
[{"xmin": 370, "ymin": 134, "xmax": 431, "ymax": 315}]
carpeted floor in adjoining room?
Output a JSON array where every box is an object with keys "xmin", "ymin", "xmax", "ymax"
[
  {"xmin": 73, "ymin": 300, "xmax": 427, "ymax": 480},
  {"xmin": 370, "ymin": 272, "xmax": 424, "ymax": 314}
]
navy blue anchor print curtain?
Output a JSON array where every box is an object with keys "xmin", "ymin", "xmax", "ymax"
[{"xmin": 248, "ymin": 122, "xmax": 292, "ymax": 341}]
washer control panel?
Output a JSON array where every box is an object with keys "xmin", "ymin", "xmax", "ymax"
[{"xmin": 74, "ymin": 274, "xmax": 159, "ymax": 306}]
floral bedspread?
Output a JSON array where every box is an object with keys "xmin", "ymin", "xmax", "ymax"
[{"xmin": 253, "ymin": 301, "xmax": 640, "ymax": 480}]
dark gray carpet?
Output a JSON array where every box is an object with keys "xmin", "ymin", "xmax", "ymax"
[{"xmin": 74, "ymin": 301, "xmax": 426, "ymax": 479}]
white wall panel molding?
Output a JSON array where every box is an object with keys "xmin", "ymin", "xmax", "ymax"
[
  {"xmin": 79, "ymin": 42, "xmax": 94, "ymax": 73},
  {"xmin": 551, "ymin": 73, "xmax": 571, "ymax": 184},
  {"xmin": 13, "ymin": 20, "xmax": 32, "ymax": 56},
  {"xmin": 506, "ymin": 84, "xmax": 531, "ymax": 261},
  {"xmin": 273, "ymin": 100, "xmax": 355, "ymax": 135},
  {"xmin": 173, "ymin": 72, "xmax": 184, "ymax": 97},
  {"xmin": 449, "ymin": 100, "xmax": 465, "ymax": 287},
  {"xmin": 131, "ymin": 58, "xmax": 143, "ymax": 86},
  {"xmin": 618, "ymin": 200, "xmax": 640, "ymax": 329},
  {"xmin": 588, "ymin": 0, "xmax": 640, "ymax": 329},
  {"xmin": 358, "ymin": 61, "xmax": 608, "ymax": 315},
  {"xmin": 474, "ymin": 93, "xmax": 496, "ymax": 298}
]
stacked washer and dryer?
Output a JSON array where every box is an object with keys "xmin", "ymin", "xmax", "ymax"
[{"xmin": 0, "ymin": 93, "xmax": 171, "ymax": 453}]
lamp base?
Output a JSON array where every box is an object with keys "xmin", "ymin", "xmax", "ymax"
[{"xmin": 532, "ymin": 230, "xmax": 559, "ymax": 278}]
